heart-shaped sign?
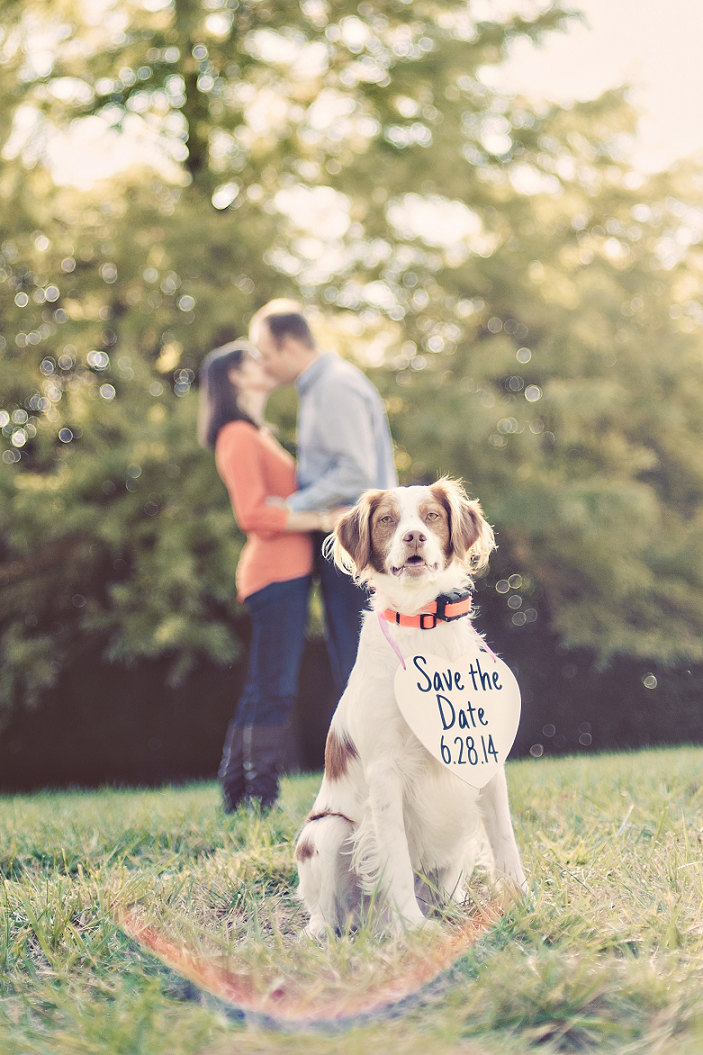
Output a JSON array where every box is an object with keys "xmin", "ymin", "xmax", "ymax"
[{"xmin": 394, "ymin": 646, "xmax": 521, "ymax": 789}]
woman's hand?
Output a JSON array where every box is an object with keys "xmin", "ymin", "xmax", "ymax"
[
  {"xmin": 276, "ymin": 503, "xmax": 355, "ymax": 534},
  {"xmin": 318, "ymin": 506, "xmax": 353, "ymax": 533}
]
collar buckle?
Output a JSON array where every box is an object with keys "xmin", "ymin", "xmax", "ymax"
[{"xmin": 435, "ymin": 591, "xmax": 472, "ymax": 622}]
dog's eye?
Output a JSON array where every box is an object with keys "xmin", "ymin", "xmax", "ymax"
[
  {"xmin": 379, "ymin": 515, "xmax": 395, "ymax": 524},
  {"xmin": 426, "ymin": 511, "xmax": 441, "ymax": 521}
]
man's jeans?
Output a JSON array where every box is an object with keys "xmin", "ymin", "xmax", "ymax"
[{"xmin": 315, "ymin": 533, "xmax": 368, "ymax": 695}]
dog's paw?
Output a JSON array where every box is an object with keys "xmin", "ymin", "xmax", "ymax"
[
  {"xmin": 302, "ymin": 927, "xmax": 327, "ymax": 944},
  {"xmin": 385, "ymin": 907, "xmax": 431, "ymax": 937},
  {"xmin": 492, "ymin": 873, "xmax": 529, "ymax": 910},
  {"xmin": 416, "ymin": 916, "xmax": 443, "ymax": 936},
  {"xmin": 302, "ymin": 917, "xmax": 329, "ymax": 943}
]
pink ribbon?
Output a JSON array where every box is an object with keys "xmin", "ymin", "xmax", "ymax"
[{"xmin": 377, "ymin": 612, "xmax": 407, "ymax": 669}]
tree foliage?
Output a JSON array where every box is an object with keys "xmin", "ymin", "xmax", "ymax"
[{"xmin": 2, "ymin": 0, "xmax": 703, "ymax": 720}]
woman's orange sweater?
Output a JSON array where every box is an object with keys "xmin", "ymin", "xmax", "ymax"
[{"xmin": 215, "ymin": 420, "xmax": 313, "ymax": 601}]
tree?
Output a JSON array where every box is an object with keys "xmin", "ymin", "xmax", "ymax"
[
  {"xmin": 388, "ymin": 107, "xmax": 703, "ymax": 664},
  {"xmin": 2, "ymin": 0, "xmax": 703, "ymax": 734}
]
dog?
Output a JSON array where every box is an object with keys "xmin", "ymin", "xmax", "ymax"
[{"xmin": 295, "ymin": 477, "xmax": 526, "ymax": 938}]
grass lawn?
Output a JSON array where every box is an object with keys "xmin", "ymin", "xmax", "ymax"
[{"xmin": 2, "ymin": 746, "xmax": 703, "ymax": 1054}]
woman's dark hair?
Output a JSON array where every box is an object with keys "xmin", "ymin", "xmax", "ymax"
[{"xmin": 198, "ymin": 340, "xmax": 258, "ymax": 451}]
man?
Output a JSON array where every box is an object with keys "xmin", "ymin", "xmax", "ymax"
[{"xmin": 249, "ymin": 298, "xmax": 397, "ymax": 693}]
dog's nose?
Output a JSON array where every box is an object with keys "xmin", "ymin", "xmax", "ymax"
[{"xmin": 403, "ymin": 529, "xmax": 426, "ymax": 545}]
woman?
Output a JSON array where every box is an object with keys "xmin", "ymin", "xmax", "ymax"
[{"xmin": 199, "ymin": 340, "xmax": 335, "ymax": 811}]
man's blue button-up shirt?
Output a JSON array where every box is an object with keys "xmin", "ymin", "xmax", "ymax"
[{"xmin": 287, "ymin": 352, "xmax": 397, "ymax": 512}]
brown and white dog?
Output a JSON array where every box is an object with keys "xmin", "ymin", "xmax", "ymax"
[{"xmin": 295, "ymin": 478, "xmax": 526, "ymax": 938}]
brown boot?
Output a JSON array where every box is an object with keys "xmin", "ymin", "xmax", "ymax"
[
  {"xmin": 242, "ymin": 725, "xmax": 289, "ymax": 809},
  {"xmin": 218, "ymin": 720, "xmax": 246, "ymax": 813}
]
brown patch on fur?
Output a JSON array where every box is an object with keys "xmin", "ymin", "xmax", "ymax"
[
  {"xmin": 418, "ymin": 495, "xmax": 451, "ymax": 556},
  {"xmin": 295, "ymin": 838, "xmax": 316, "ymax": 862},
  {"xmin": 368, "ymin": 494, "xmax": 403, "ymax": 572},
  {"xmin": 334, "ymin": 490, "xmax": 388, "ymax": 577},
  {"xmin": 430, "ymin": 477, "xmax": 494, "ymax": 571},
  {"xmin": 324, "ymin": 729, "xmax": 359, "ymax": 781}
]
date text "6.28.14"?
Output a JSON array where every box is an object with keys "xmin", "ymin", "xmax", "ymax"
[{"xmin": 441, "ymin": 733, "xmax": 499, "ymax": 767}]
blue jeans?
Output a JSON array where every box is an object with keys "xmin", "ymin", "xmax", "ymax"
[
  {"xmin": 233, "ymin": 575, "xmax": 311, "ymax": 727},
  {"xmin": 314, "ymin": 533, "xmax": 369, "ymax": 694}
]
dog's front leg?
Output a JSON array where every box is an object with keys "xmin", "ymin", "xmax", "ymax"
[
  {"xmin": 479, "ymin": 767, "xmax": 527, "ymax": 894},
  {"xmin": 365, "ymin": 760, "xmax": 426, "ymax": 930}
]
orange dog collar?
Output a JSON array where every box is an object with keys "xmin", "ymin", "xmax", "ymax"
[{"xmin": 380, "ymin": 592, "xmax": 473, "ymax": 630}]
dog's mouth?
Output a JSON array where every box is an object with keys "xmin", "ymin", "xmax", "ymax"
[{"xmin": 391, "ymin": 554, "xmax": 436, "ymax": 578}]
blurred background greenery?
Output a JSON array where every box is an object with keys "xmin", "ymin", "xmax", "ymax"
[{"xmin": 2, "ymin": 0, "xmax": 703, "ymax": 789}]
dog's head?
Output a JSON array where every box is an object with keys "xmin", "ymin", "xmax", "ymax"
[{"xmin": 330, "ymin": 478, "xmax": 495, "ymax": 601}]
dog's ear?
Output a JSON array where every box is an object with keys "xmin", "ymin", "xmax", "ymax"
[
  {"xmin": 430, "ymin": 477, "xmax": 495, "ymax": 573},
  {"xmin": 331, "ymin": 490, "xmax": 384, "ymax": 581}
]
